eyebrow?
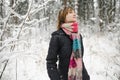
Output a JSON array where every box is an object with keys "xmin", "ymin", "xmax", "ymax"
[{"xmin": 68, "ymin": 10, "xmax": 74, "ymax": 13}]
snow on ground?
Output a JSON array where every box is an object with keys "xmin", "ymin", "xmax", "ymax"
[
  {"xmin": 83, "ymin": 32, "xmax": 120, "ymax": 80},
  {"xmin": 0, "ymin": 31, "xmax": 120, "ymax": 80},
  {"xmin": 0, "ymin": 40, "xmax": 50, "ymax": 80}
]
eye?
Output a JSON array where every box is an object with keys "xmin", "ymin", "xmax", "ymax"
[{"xmin": 69, "ymin": 11, "xmax": 73, "ymax": 13}]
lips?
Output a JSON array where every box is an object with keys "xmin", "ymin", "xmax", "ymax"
[{"xmin": 73, "ymin": 17, "xmax": 76, "ymax": 18}]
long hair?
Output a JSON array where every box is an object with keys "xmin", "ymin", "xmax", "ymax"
[{"xmin": 57, "ymin": 6, "xmax": 74, "ymax": 30}]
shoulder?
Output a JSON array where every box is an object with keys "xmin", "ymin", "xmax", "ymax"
[{"xmin": 51, "ymin": 28, "xmax": 66, "ymax": 37}]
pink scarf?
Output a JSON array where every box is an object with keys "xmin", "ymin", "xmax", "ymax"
[{"xmin": 61, "ymin": 22, "xmax": 83, "ymax": 80}]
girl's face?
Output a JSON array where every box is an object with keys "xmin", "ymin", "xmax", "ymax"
[{"xmin": 65, "ymin": 10, "xmax": 76, "ymax": 23}]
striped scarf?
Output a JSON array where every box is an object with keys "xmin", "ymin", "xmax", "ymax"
[{"xmin": 61, "ymin": 22, "xmax": 83, "ymax": 80}]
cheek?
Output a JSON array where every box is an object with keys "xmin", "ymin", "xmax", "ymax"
[
  {"xmin": 65, "ymin": 15, "xmax": 71, "ymax": 21},
  {"xmin": 65, "ymin": 16, "xmax": 69, "ymax": 21}
]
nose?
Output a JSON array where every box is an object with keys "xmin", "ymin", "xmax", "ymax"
[{"xmin": 73, "ymin": 13, "xmax": 76, "ymax": 17}]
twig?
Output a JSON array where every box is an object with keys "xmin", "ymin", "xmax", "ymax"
[
  {"xmin": 0, "ymin": 60, "xmax": 9, "ymax": 79},
  {"xmin": 11, "ymin": 0, "xmax": 33, "ymax": 51}
]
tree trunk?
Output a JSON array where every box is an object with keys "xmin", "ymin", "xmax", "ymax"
[
  {"xmin": 0, "ymin": 0, "xmax": 3, "ymax": 46},
  {"xmin": 10, "ymin": 0, "xmax": 14, "ymax": 7},
  {"xmin": 78, "ymin": 0, "xmax": 94, "ymax": 21},
  {"xmin": 0, "ymin": 0, "xmax": 3, "ymax": 18},
  {"xmin": 75, "ymin": 0, "xmax": 78, "ymax": 17},
  {"xmin": 61, "ymin": 0, "xmax": 72, "ymax": 7},
  {"xmin": 118, "ymin": 0, "xmax": 120, "ymax": 14},
  {"xmin": 107, "ymin": 0, "xmax": 116, "ymax": 23}
]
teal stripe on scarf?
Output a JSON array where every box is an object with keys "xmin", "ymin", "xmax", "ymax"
[{"xmin": 73, "ymin": 39, "xmax": 81, "ymax": 52}]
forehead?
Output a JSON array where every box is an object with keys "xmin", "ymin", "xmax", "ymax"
[
  {"xmin": 67, "ymin": 9, "xmax": 75, "ymax": 14},
  {"xmin": 67, "ymin": 8, "xmax": 74, "ymax": 12}
]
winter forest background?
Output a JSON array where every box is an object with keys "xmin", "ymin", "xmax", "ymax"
[{"xmin": 0, "ymin": 0, "xmax": 120, "ymax": 80}]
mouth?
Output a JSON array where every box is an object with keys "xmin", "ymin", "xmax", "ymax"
[
  {"xmin": 73, "ymin": 17, "xmax": 76, "ymax": 19},
  {"xmin": 73, "ymin": 16, "xmax": 76, "ymax": 18}
]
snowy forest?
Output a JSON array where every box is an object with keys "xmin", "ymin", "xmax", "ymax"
[{"xmin": 0, "ymin": 0, "xmax": 120, "ymax": 80}]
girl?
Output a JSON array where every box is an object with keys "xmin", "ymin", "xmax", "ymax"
[{"xmin": 46, "ymin": 6, "xmax": 90, "ymax": 80}]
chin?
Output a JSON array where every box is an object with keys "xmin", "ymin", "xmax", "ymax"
[
  {"xmin": 71, "ymin": 20, "xmax": 76, "ymax": 22},
  {"xmin": 73, "ymin": 19, "xmax": 77, "ymax": 22}
]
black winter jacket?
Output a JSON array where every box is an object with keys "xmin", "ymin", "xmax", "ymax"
[{"xmin": 46, "ymin": 28, "xmax": 90, "ymax": 80}]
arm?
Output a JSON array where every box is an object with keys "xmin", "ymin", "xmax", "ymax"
[
  {"xmin": 80, "ymin": 34, "xmax": 84, "ymax": 57},
  {"xmin": 46, "ymin": 34, "xmax": 60, "ymax": 80},
  {"xmin": 80, "ymin": 35, "xmax": 90, "ymax": 80}
]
